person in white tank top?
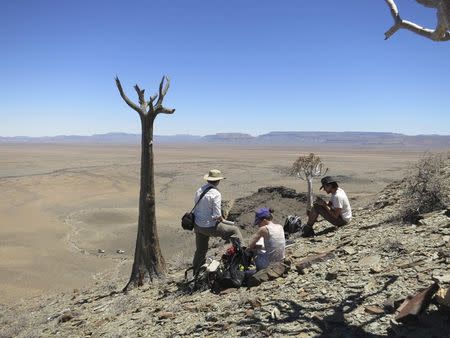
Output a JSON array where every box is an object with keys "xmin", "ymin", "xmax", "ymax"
[
  {"xmin": 248, "ymin": 208, "xmax": 285, "ymax": 270},
  {"xmin": 246, "ymin": 208, "xmax": 288, "ymax": 287}
]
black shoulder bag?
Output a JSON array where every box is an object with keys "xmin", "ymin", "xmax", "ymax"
[{"xmin": 181, "ymin": 186, "xmax": 215, "ymax": 231}]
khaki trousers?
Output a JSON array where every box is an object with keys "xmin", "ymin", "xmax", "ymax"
[{"xmin": 193, "ymin": 223, "xmax": 243, "ymax": 274}]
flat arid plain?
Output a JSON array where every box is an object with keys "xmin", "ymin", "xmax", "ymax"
[{"xmin": 0, "ymin": 143, "xmax": 433, "ymax": 305}]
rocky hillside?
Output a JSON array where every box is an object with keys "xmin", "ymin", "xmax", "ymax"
[{"xmin": 1, "ymin": 163, "xmax": 449, "ymax": 338}]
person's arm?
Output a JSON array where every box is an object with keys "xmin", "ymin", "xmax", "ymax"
[
  {"xmin": 329, "ymin": 207, "xmax": 341, "ymax": 219},
  {"xmin": 211, "ymin": 191, "xmax": 223, "ymax": 222},
  {"xmin": 254, "ymin": 237, "xmax": 264, "ymax": 249},
  {"xmin": 316, "ymin": 197, "xmax": 340, "ymax": 219},
  {"xmin": 329, "ymin": 194, "xmax": 343, "ymax": 219},
  {"xmin": 314, "ymin": 196, "xmax": 327, "ymax": 207},
  {"xmin": 248, "ymin": 227, "xmax": 269, "ymax": 250}
]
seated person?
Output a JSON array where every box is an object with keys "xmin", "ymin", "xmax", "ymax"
[
  {"xmin": 253, "ymin": 236, "xmax": 267, "ymax": 270},
  {"xmin": 246, "ymin": 208, "xmax": 287, "ymax": 286},
  {"xmin": 302, "ymin": 176, "xmax": 352, "ymax": 237}
]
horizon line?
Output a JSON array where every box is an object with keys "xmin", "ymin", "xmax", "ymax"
[{"xmin": 1, "ymin": 130, "xmax": 450, "ymax": 138}]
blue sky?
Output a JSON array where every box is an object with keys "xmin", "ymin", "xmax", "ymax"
[{"xmin": 1, "ymin": 0, "xmax": 449, "ymax": 137}]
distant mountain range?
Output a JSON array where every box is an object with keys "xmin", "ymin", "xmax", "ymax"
[{"xmin": 1, "ymin": 131, "xmax": 449, "ymax": 148}]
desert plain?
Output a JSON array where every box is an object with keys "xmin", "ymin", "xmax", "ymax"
[{"xmin": 0, "ymin": 143, "xmax": 433, "ymax": 305}]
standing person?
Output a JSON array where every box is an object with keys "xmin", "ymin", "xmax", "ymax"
[
  {"xmin": 302, "ymin": 176, "xmax": 352, "ymax": 237},
  {"xmin": 192, "ymin": 169, "xmax": 243, "ymax": 275},
  {"xmin": 246, "ymin": 208, "xmax": 287, "ymax": 287}
]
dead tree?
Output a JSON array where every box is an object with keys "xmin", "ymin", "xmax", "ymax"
[
  {"xmin": 290, "ymin": 153, "xmax": 328, "ymax": 214},
  {"xmin": 384, "ymin": 0, "xmax": 450, "ymax": 41},
  {"xmin": 115, "ymin": 76, "xmax": 175, "ymax": 291}
]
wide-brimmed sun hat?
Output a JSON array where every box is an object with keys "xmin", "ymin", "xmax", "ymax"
[
  {"xmin": 203, "ymin": 169, "xmax": 225, "ymax": 181},
  {"xmin": 320, "ymin": 176, "xmax": 338, "ymax": 190}
]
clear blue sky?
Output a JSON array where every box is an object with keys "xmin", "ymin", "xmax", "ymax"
[{"xmin": 1, "ymin": 0, "xmax": 449, "ymax": 137}]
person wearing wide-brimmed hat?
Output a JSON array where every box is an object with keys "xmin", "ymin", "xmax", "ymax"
[
  {"xmin": 192, "ymin": 169, "xmax": 243, "ymax": 275},
  {"xmin": 302, "ymin": 176, "xmax": 352, "ymax": 237}
]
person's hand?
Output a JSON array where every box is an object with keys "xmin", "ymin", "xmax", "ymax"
[{"xmin": 315, "ymin": 197, "xmax": 326, "ymax": 207}]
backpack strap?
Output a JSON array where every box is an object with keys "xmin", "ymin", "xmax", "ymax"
[{"xmin": 191, "ymin": 186, "xmax": 216, "ymax": 213}]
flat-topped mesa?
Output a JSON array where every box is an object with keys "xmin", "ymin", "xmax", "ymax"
[{"xmin": 203, "ymin": 133, "xmax": 255, "ymax": 142}]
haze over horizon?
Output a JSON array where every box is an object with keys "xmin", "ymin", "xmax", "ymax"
[{"xmin": 2, "ymin": 1, "xmax": 450, "ymax": 137}]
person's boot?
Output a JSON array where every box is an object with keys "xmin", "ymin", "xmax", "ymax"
[{"xmin": 301, "ymin": 224, "xmax": 315, "ymax": 238}]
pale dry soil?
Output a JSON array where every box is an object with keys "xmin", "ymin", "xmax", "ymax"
[{"xmin": 0, "ymin": 143, "xmax": 428, "ymax": 305}]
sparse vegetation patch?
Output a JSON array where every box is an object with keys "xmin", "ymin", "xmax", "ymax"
[{"xmin": 401, "ymin": 153, "xmax": 448, "ymax": 223}]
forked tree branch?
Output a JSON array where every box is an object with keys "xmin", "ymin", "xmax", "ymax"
[
  {"xmin": 115, "ymin": 76, "xmax": 175, "ymax": 117},
  {"xmin": 115, "ymin": 77, "xmax": 142, "ymax": 115},
  {"xmin": 157, "ymin": 76, "xmax": 170, "ymax": 104},
  {"xmin": 154, "ymin": 76, "xmax": 175, "ymax": 115},
  {"xmin": 157, "ymin": 107, "xmax": 176, "ymax": 115},
  {"xmin": 384, "ymin": 0, "xmax": 450, "ymax": 41},
  {"xmin": 134, "ymin": 85, "xmax": 147, "ymax": 109},
  {"xmin": 291, "ymin": 153, "xmax": 328, "ymax": 180},
  {"xmin": 147, "ymin": 94, "xmax": 157, "ymax": 114}
]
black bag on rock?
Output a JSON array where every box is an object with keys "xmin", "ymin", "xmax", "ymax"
[
  {"xmin": 181, "ymin": 186, "xmax": 215, "ymax": 231},
  {"xmin": 284, "ymin": 215, "xmax": 302, "ymax": 237}
]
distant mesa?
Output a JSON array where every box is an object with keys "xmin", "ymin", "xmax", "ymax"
[
  {"xmin": 0, "ymin": 133, "xmax": 201, "ymax": 144},
  {"xmin": 203, "ymin": 133, "xmax": 255, "ymax": 142},
  {"xmin": 0, "ymin": 131, "xmax": 449, "ymax": 148}
]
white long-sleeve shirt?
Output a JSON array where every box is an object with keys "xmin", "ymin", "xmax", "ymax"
[{"xmin": 193, "ymin": 183, "xmax": 221, "ymax": 228}]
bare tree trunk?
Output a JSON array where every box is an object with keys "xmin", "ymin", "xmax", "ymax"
[
  {"xmin": 125, "ymin": 116, "xmax": 165, "ymax": 289},
  {"xmin": 115, "ymin": 76, "xmax": 174, "ymax": 291},
  {"xmin": 306, "ymin": 177, "xmax": 313, "ymax": 214}
]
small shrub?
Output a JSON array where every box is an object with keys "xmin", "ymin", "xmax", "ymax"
[
  {"xmin": 290, "ymin": 153, "xmax": 328, "ymax": 212},
  {"xmin": 401, "ymin": 153, "xmax": 447, "ymax": 222}
]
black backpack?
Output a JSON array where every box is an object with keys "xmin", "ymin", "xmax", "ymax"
[
  {"xmin": 284, "ymin": 215, "xmax": 302, "ymax": 237},
  {"xmin": 212, "ymin": 238, "xmax": 251, "ymax": 291}
]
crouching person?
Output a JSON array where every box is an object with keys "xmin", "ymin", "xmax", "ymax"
[{"xmin": 246, "ymin": 208, "xmax": 288, "ymax": 287}]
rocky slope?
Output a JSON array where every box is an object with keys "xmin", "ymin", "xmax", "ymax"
[{"xmin": 1, "ymin": 163, "xmax": 449, "ymax": 338}]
